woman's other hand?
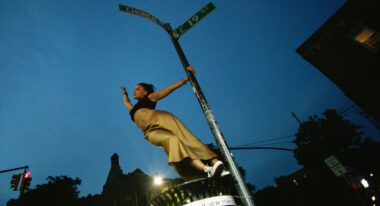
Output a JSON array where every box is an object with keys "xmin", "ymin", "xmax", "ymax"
[
  {"xmin": 186, "ymin": 66, "xmax": 195, "ymax": 74},
  {"xmin": 121, "ymin": 86, "xmax": 128, "ymax": 96}
]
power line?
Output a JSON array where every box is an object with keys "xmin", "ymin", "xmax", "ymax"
[
  {"xmin": 247, "ymin": 140, "xmax": 295, "ymax": 147},
  {"xmin": 339, "ymin": 104, "xmax": 358, "ymax": 116},
  {"xmin": 230, "ymin": 146, "xmax": 294, "ymax": 152},
  {"xmin": 235, "ymin": 134, "xmax": 294, "ymax": 147}
]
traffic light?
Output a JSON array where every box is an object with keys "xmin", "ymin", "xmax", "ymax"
[
  {"xmin": 10, "ymin": 174, "xmax": 22, "ymax": 191},
  {"xmin": 20, "ymin": 171, "xmax": 32, "ymax": 192}
]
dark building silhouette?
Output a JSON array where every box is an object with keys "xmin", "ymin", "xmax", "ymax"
[
  {"xmin": 101, "ymin": 154, "xmax": 150, "ymax": 206},
  {"xmin": 275, "ymin": 168, "xmax": 308, "ymax": 188},
  {"xmin": 297, "ymin": 0, "xmax": 380, "ymax": 126},
  {"xmin": 101, "ymin": 153, "xmax": 152, "ymax": 206},
  {"xmin": 79, "ymin": 153, "xmax": 241, "ymax": 206},
  {"xmin": 80, "ymin": 153, "xmax": 181, "ymax": 206},
  {"xmin": 83, "ymin": 153, "xmax": 180, "ymax": 206}
]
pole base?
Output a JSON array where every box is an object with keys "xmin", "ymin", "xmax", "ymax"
[{"xmin": 149, "ymin": 176, "xmax": 237, "ymax": 206}]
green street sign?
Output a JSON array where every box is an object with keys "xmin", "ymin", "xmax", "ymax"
[
  {"xmin": 173, "ymin": 2, "xmax": 215, "ymax": 39},
  {"xmin": 119, "ymin": 4, "xmax": 166, "ymax": 29}
]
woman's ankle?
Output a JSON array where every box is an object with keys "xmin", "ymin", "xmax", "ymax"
[{"xmin": 210, "ymin": 158, "xmax": 220, "ymax": 165}]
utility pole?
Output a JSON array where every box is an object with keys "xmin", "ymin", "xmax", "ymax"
[
  {"xmin": 119, "ymin": 3, "xmax": 255, "ymax": 206},
  {"xmin": 291, "ymin": 112, "xmax": 302, "ymax": 125}
]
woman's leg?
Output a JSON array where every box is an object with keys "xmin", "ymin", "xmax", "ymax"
[
  {"xmin": 189, "ymin": 159, "xmax": 224, "ymax": 178},
  {"xmin": 210, "ymin": 157, "xmax": 219, "ymax": 165},
  {"xmin": 189, "ymin": 159, "xmax": 207, "ymax": 171},
  {"xmin": 172, "ymin": 158, "xmax": 206, "ymax": 181}
]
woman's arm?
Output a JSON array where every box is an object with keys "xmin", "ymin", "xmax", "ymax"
[
  {"xmin": 148, "ymin": 77, "xmax": 188, "ymax": 102},
  {"xmin": 148, "ymin": 66, "xmax": 195, "ymax": 102},
  {"xmin": 121, "ymin": 86, "xmax": 133, "ymax": 111}
]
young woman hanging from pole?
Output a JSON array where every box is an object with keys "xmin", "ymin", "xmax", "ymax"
[{"xmin": 120, "ymin": 66, "xmax": 228, "ymax": 181}]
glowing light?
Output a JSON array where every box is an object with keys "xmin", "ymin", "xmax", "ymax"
[
  {"xmin": 360, "ymin": 178, "xmax": 369, "ymax": 188},
  {"xmin": 24, "ymin": 171, "xmax": 31, "ymax": 179},
  {"xmin": 153, "ymin": 175, "xmax": 163, "ymax": 185},
  {"xmin": 372, "ymin": 196, "xmax": 376, "ymax": 201}
]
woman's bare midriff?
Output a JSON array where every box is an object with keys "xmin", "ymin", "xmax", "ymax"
[{"xmin": 133, "ymin": 108, "xmax": 155, "ymax": 130}]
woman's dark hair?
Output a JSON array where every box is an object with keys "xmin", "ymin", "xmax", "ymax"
[{"xmin": 138, "ymin": 83, "xmax": 155, "ymax": 94}]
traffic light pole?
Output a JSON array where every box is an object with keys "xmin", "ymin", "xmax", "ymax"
[
  {"xmin": 19, "ymin": 167, "xmax": 27, "ymax": 197},
  {"xmin": 164, "ymin": 23, "xmax": 255, "ymax": 206},
  {"xmin": 0, "ymin": 166, "xmax": 28, "ymax": 174},
  {"xmin": 0, "ymin": 166, "xmax": 29, "ymax": 198}
]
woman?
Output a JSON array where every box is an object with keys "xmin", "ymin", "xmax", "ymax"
[{"xmin": 120, "ymin": 66, "xmax": 226, "ymax": 181}]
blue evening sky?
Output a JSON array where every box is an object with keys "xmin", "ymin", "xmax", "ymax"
[{"xmin": 1, "ymin": 0, "xmax": 378, "ymax": 204}]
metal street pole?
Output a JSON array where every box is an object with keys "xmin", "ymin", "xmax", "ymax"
[
  {"xmin": 19, "ymin": 168, "xmax": 27, "ymax": 197},
  {"xmin": 164, "ymin": 23, "xmax": 255, "ymax": 206},
  {"xmin": 119, "ymin": 4, "xmax": 255, "ymax": 205}
]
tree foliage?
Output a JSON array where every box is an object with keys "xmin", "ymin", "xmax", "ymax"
[
  {"xmin": 293, "ymin": 109, "xmax": 363, "ymax": 169},
  {"xmin": 7, "ymin": 175, "xmax": 82, "ymax": 206},
  {"xmin": 255, "ymin": 109, "xmax": 380, "ymax": 206}
]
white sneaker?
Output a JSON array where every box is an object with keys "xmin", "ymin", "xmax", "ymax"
[
  {"xmin": 221, "ymin": 170, "xmax": 230, "ymax": 177},
  {"xmin": 210, "ymin": 161, "xmax": 224, "ymax": 178},
  {"xmin": 204, "ymin": 166, "xmax": 212, "ymax": 178}
]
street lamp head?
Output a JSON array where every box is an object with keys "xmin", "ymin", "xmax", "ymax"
[{"xmin": 153, "ymin": 175, "xmax": 163, "ymax": 186}]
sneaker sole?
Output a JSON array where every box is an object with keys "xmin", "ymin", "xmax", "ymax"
[{"xmin": 211, "ymin": 162, "xmax": 224, "ymax": 178}]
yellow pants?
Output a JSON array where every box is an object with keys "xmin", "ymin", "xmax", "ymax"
[{"xmin": 143, "ymin": 110, "xmax": 217, "ymax": 180}]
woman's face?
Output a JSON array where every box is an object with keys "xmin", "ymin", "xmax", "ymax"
[{"xmin": 133, "ymin": 85, "xmax": 148, "ymax": 100}]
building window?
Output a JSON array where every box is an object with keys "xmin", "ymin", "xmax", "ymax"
[{"xmin": 353, "ymin": 27, "xmax": 380, "ymax": 52}]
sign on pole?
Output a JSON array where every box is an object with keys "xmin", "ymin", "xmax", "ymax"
[
  {"xmin": 119, "ymin": 4, "xmax": 166, "ymax": 29},
  {"xmin": 173, "ymin": 2, "xmax": 215, "ymax": 39},
  {"xmin": 185, "ymin": 195, "xmax": 236, "ymax": 206},
  {"xmin": 324, "ymin": 155, "xmax": 347, "ymax": 177}
]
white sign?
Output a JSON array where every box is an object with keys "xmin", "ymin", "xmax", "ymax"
[
  {"xmin": 324, "ymin": 155, "xmax": 347, "ymax": 177},
  {"xmin": 184, "ymin": 195, "xmax": 236, "ymax": 206}
]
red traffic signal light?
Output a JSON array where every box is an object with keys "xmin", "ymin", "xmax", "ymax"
[
  {"xmin": 24, "ymin": 171, "xmax": 31, "ymax": 179},
  {"xmin": 10, "ymin": 174, "xmax": 22, "ymax": 191},
  {"xmin": 20, "ymin": 171, "xmax": 32, "ymax": 192}
]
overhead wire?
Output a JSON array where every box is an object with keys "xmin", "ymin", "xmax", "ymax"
[
  {"xmin": 234, "ymin": 134, "xmax": 295, "ymax": 147},
  {"xmin": 246, "ymin": 140, "xmax": 295, "ymax": 147},
  {"xmin": 339, "ymin": 104, "xmax": 359, "ymax": 116}
]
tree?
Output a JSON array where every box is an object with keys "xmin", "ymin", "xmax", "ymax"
[
  {"xmin": 293, "ymin": 109, "xmax": 363, "ymax": 170},
  {"xmin": 7, "ymin": 175, "xmax": 82, "ymax": 206},
  {"xmin": 254, "ymin": 186, "xmax": 282, "ymax": 206},
  {"xmin": 255, "ymin": 109, "xmax": 379, "ymax": 206},
  {"xmin": 291, "ymin": 109, "xmax": 377, "ymax": 206}
]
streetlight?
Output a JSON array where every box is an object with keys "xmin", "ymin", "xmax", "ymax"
[
  {"xmin": 153, "ymin": 174, "xmax": 163, "ymax": 186},
  {"xmin": 146, "ymin": 173, "xmax": 164, "ymax": 205}
]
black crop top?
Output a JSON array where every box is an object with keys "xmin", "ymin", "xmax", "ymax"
[{"xmin": 129, "ymin": 95, "xmax": 157, "ymax": 121}]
